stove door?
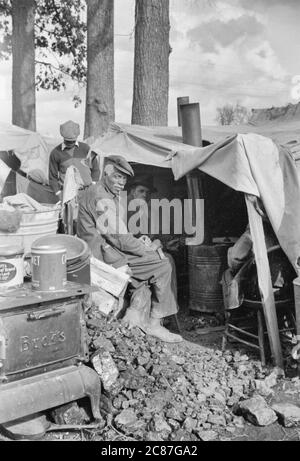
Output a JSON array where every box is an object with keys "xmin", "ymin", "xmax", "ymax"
[{"xmin": 1, "ymin": 298, "xmax": 87, "ymax": 382}]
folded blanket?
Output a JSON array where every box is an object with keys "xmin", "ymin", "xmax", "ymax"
[{"xmin": 3, "ymin": 193, "xmax": 54, "ymax": 212}]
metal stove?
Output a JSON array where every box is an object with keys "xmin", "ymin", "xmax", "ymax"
[{"xmin": 0, "ymin": 282, "xmax": 101, "ymax": 425}]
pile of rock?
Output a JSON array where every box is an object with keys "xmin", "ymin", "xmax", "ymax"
[{"xmin": 85, "ymin": 307, "xmax": 264, "ymax": 441}]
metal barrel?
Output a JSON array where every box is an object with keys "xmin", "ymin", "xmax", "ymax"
[
  {"xmin": 187, "ymin": 244, "xmax": 231, "ymax": 313},
  {"xmin": 31, "ymin": 244, "xmax": 67, "ymax": 292}
]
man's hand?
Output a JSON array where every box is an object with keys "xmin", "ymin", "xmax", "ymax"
[
  {"xmin": 246, "ymin": 194, "xmax": 266, "ymax": 218},
  {"xmin": 139, "ymin": 235, "xmax": 152, "ymax": 246},
  {"xmin": 165, "ymin": 238, "xmax": 180, "ymax": 252},
  {"xmin": 118, "ymin": 265, "xmax": 133, "ymax": 276},
  {"xmin": 56, "ymin": 190, "xmax": 62, "ymax": 203},
  {"xmin": 149, "ymin": 239, "xmax": 162, "ymax": 251}
]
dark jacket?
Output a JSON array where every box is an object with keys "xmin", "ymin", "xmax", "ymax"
[
  {"xmin": 77, "ymin": 181, "xmax": 148, "ymax": 267},
  {"xmin": 49, "ymin": 141, "xmax": 100, "ymax": 194}
]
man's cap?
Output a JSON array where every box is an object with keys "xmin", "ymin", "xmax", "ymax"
[
  {"xmin": 127, "ymin": 174, "xmax": 157, "ymax": 193},
  {"xmin": 105, "ymin": 155, "xmax": 134, "ymax": 177},
  {"xmin": 60, "ymin": 120, "xmax": 80, "ymax": 141}
]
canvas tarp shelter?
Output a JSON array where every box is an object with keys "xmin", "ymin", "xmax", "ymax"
[
  {"xmin": 91, "ymin": 121, "xmax": 300, "ymax": 271},
  {"xmin": 2, "ymin": 120, "xmax": 300, "ymax": 366},
  {"xmin": 91, "ymin": 122, "xmax": 300, "ymax": 368},
  {"xmin": 0, "ymin": 122, "xmax": 60, "ymax": 180}
]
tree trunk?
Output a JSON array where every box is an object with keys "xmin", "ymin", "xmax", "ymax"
[
  {"xmin": 132, "ymin": 0, "xmax": 170, "ymax": 126},
  {"xmin": 11, "ymin": 0, "xmax": 36, "ymax": 131},
  {"xmin": 84, "ymin": 0, "xmax": 115, "ymax": 139}
]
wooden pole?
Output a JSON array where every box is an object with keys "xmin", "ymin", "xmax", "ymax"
[{"xmin": 245, "ymin": 196, "xmax": 284, "ymax": 370}]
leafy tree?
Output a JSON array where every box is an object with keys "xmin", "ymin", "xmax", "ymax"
[
  {"xmin": 216, "ymin": 102, "xmax": 250, "ymax": 126},
  {"xmin": 0, "ymin": 0, "xmax": 87, "ymax": 96}
]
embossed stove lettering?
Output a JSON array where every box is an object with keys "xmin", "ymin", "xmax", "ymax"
[{"xmin": 20, "ymin": 331, "xmax": 66, "ymax": 352}]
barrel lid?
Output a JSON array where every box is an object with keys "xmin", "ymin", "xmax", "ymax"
[
  {"xmin": 0, "ymin": 245, "xmax": 24, "ymax": 256},
  {"xmin": 32, "ymin": 235, "xmax": 89, "ymax": 262},
  {"xmin": 31, "ymin": 244, "xmax": 66, "ymax": 253}
]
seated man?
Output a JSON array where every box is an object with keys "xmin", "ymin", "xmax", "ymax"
[
  {"xmin": 126, "ymin": 174, "xmax": 180, "ymax": 301},
  {"xmin": 77, "ymin": 155, "xmax": 182, "ymax": 343},
  {"xmin": 222, "ymin": 195, "xmax": 295, "ymax": 309}
]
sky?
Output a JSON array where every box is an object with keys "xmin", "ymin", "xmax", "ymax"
[{"xmin": 0, "ymin": 0, "xmax": 300, "ymax": 136}]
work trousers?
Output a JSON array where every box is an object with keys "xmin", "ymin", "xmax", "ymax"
[{"xmin": 127, "ymin": 250, "xmax": 178, "ymax": 319}]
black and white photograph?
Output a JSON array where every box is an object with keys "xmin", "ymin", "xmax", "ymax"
[{"xmin": 0, "ymin": 0, "xmax": 300, "ymax": 445}]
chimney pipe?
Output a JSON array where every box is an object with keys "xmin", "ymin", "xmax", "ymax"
[
  {"xmin": 180, "ymin": 102, "xmax": 212, "ymax": 245},
  {"xmin": 177, "ymin": 96, "xmax": 190, "ymax": 127},
  {"xmin": 180, "ymin": 102, "xmax": 202, "ymax": 147}
]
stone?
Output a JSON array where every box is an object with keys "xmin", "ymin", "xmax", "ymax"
[
  {"xmin": 207, "ymin": 414, "xmax": 226, "ymax": 426},
  {"xmin": 167, "ymin": 418, "xmax": 181, "ymax": 430},
  {"xmin": 254, "ymin": 379, "xmax": 275, "ymax": 397},
  {"xmin": 137, "ymin": 352, "xmax": 151, "ymax": 366},
  {"xmin": 272, "ymin": 403, "xmax": 300, "ymax": 428},
  {"xmin": 197, "ymin": 393, "xmax": 207, "ymax": 403},
  {"xmin": 152, "ymin": 415, "xmax": 172, "ymax": 433},
  {"xmin": 145, "ymin": 432, "xmax": 164, "ymax": 442},
  {"xmin": 202, "ymin": 422, "xmax": 212, "ymax": 430},
  {"xmin": 51, "ymin": 402, "xmax": 90, "ymax": 425},
  {"xmin": 93, "ymin": 336, "xmax": 115, "ymax": 353},
  {"xmin": 112, "ymin": 395, "xmax": 127, "ymax": 410},
  {"xmin": 226, "ymin": 426, "xmax": 236, "ymax": 434},
  {"xmin": 171, "ymin": 355, "xmax": 186, "ymax": 365},
  {"xmin": 183, "ymin": 417, "xmax": 197, "ymax": 432},
  {"xmin": 212, "ymin": 392, "xmax": 227, "ymax": 405},
  {"xmin": 198, "ymin": 430, "xmax": 218, "ymax": 441},
  {"xmin": 238, "ymin": 395, "xmax": 277, "ymax": 426},
  {"xmin": 91, "ymin": 351, "xmax": 119, "ymax": 391},
  {"xmin": 114, "ymin": 409, "xmax": 138, "ymax": 429},
  {"xmin": 196, "ymin": 410, "xmax": 209, "ymax": 425},
  {"xmin": 86, "ymin": 318, "xmax": 103, "ymax": 329},
  {"xmin": 165, "ymin": 406, "xmax": 184, "ymax": 422},
  {"xmin": 232, "ymin": 416, "xmax": 245, "ymax": 428},
  {"xmin": 264, "ymin": 368, "xmax": 283, "ymax": 387},
  {"xmin": 172, "ymin": 429, "xmax": 198, "ymax": 442},
  {"xmin": 226, "ymin": 396, "xmax": 239, "ymax": 407},
  {"xmin": 101, "ymin": 395, "xmax": 118, "ymax": 415},
  {"xmin": 201, "ymin": 386, "xmax": 216, "ymax": 397},
  {"xmin": 145, "ymin": 390, "xmax": 172, "ymax": 414}
]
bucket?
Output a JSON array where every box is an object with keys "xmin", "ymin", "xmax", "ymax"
[
  {"xmin": 0, "ymin": 206, "xmax": 60, "ymax": 254},
  {"xmin": 32, "ymin": 235, "xmax": 90, "ymax": 285},
  {"xmin": 31, "ymin": 244, "xmax": 67, "ymax": 291},
  {"xmin": 188, "ymin": 243, "xmax": 233, "ymax": 313},
  {"xmin": 0, "ymin": 245, "xmax": 24, "ymax": 291}
]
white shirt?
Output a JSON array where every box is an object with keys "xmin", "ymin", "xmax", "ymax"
[{"xmin": 61, "ymin": 141, "xmax": 79, "ymax": 151}]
